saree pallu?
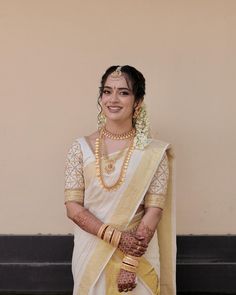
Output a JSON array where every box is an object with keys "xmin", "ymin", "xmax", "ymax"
[{"xmin": 71, "ymin": 138, "xmax": 176, "ymax": 295}]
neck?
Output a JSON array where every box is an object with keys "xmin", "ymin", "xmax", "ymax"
[{"xmin": 105, "ymin": 119, "xmax": 133, "ymax": 135}]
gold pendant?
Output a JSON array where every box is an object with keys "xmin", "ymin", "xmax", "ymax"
[{"xmin": 104, "ymin": 159, "xmax": 115, "ymax": 174}]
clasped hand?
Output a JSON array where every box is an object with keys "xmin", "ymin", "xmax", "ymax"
[
  {"xmin": 118, "ymin": 231, "xmax": 148, "ymax": 256},
  {"xmin": 117, "ymin": 232, "xmax": 148, "ymax": 292}
]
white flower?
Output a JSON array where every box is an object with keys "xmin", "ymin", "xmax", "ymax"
[{"xmin": 134, "ymin": 104, "xmax": 151, "ymax": 150}]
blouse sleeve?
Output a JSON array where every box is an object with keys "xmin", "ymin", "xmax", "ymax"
[
  {"xmin": 144, "ymin": 152, "xmax": 169, "ymax": 209},
  {"xmin": 64, "ymin": 140, "xmax": 85, "ymax": 205}
]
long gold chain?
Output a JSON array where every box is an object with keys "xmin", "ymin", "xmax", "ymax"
[{"xmin": 95, "ymin": 129, "xmax": 135, "ymax": 191}]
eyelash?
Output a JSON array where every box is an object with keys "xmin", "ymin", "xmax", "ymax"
[
  {"xmin": 120, "ymin": 91, "xmax": 129, "ymax": 96},
  {"xmin": 102, "ymin": 90, "xmax": 129, "ymax": 96},
  {"xmin": 103, "ymin": 90, "xmax": 111, "ymax": 94}
]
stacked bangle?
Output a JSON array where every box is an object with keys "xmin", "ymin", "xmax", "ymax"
[
  {"xmin": 121, "ymin": 254, "xmax": 140, "ymax": 273},
  {"xmin": 97, "ymin": 224, "xmax": 121, "ymax": 248},
  {"xmin": 97, "ymin": 224, "xmax": 109, "ymax": 239},
  {"xmin": 110, "ymin": 229, "xmax": 122, "ymax": 247}
]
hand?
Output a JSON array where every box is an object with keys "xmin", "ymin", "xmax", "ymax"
[
  {"xmin": 117, "ymin": 269, "xmax": 137, "ymax": 292},
  {"xmin": 118, "ymin": 232, "xmax": 148, "ymax": 256}
]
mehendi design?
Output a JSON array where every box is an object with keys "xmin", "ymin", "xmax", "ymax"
[
  {"xmin": 117, "ymin": 269, "xmax": 136, "ymax": 292},
  {"xmin": 118, "ymin": 232, "xmax": 147, "ymax": 256},
  {"xmin": 72, "ymin": 208, "xmax": 101, "ymax": 235},
  {"xmin": 136, "ymin": 220, "xmax": 155, "ymax": 244}
]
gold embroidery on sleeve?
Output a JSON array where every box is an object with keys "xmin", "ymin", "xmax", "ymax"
[
  {"xmin": 64, "ymin": 140, "xmax": 85, "ymax": 204},
  {"xmin": 144, "ymin": 152, "xmax": 169, "ymax": 208},
  {"xmin": 64, "ymin": 189, "xmax": 84, "ymax": 204}
]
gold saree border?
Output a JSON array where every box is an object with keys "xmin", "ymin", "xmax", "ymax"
[
  {"xmin": 158, "ymin": 149, "xmax": 176, "ymax": 295},
  {"xmin": 64, "ymin": 189, "xmax": 84, "ymax": 204},
  {"xmin": 145, "ymin": 193, "xmax": 166, "ymax": 209},
  {"xmin": 78, "ymin": 140, "xmax": 170, "ymax": 294}
]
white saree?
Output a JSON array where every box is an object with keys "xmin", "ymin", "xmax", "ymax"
[{"xmin": 64, "ymin": 137, "xmax": 176, "ymax": 295}]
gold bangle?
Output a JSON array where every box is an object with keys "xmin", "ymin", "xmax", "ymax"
[
  {"xmin": 103, "ymin": 226, "xmax": 115, "ymax": 243},
  {"xmin": 110, "ymin": 229, "xmax": 122, "ymax": 248},
  {"xmin": 121, "ymin": 262, "xmax": 137, "ymax": 273},
  {"xmin": 126, "ymin": 254, "xmax": 141, "ymax": 261},
  {"xmin": 123, "ymin": 256, "xmax": 139, "ymax": 267},
  {"xmin": 97, "ymin": 224, "xmax": 109, "ymax": 239}
]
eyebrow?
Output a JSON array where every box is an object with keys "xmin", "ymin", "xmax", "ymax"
[{"xmin": 103, "ymin": 86, "xmax": 131, "ymax": 91}]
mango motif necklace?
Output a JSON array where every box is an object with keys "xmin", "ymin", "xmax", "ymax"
[{"xmin": 95, "ymin": 127, "xmax": 135, "ymax": 191}]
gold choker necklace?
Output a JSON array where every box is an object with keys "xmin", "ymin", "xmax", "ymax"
[
  {"xmin": 95, "ymin": 129, "xmax": 135, "ymax": 191},
  {"xmin": 102, "ymin": 128, "xmax": 136, "ymax": 140}
]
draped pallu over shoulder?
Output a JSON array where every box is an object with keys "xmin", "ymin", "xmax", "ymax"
[{"xmin": 76, "ymin": 139, "xmax": 176, "ymax": 295}]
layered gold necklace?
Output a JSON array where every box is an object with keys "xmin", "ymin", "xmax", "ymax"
[{"xmin": 95, "ymin": 128, "xmax": 135, "ymax": 191}]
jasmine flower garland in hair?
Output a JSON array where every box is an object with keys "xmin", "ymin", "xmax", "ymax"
[
  {"xmin": 97, "ymin": 111, "xmax": 106, "ymax": 130},
  {"xmin": 134, "ymin": 103, "xmax": 151, "ymax": 150}
]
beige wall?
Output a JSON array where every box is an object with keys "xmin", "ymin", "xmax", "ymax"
[{"xmin": 1, "ymin": 0, "xmax": 235, "ymax": 234}]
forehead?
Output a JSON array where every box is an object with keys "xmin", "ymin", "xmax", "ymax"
[{"xmin": 104, "ymin": 75, "xmax": 130, "ymax": 89}]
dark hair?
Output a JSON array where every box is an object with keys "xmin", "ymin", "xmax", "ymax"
[{"xmin": 98, "ymin": 65, "xmax": 146, "ymax": 103}]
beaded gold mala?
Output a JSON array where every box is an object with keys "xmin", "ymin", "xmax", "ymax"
[{"xmin": 95, "ymin": 127, "xmax": 135, "ymax": 192}]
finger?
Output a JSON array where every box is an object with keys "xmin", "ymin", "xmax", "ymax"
[
  {"xmin": 132, "ymin": 245, "xmax": 146, "ymax": 253},
  {"xmin": 133, "ymin": 239, "xmax": 148, "ymax": 248},
  {"xmin": 135, "ymin": 235, "xmax": 145, "ymax": 240},
  {"xmin": 127, "ymin": 282, "xmax": 134, "ymax": 291},
  {"xmin": 134, "ymin": 249, "xmax": 145, "ymax": 256},
  {"xmin": 119, "ymin": 285, "xmax": 125, "ymax": 293},
  {"xmin": 123, "ymin": 281, "xmax": 129, "ymax": 293},
  {"xmin": 118, "ymin": 284, "xmax": 123, "ymax": 292}
]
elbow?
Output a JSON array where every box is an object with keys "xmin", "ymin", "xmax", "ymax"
[
  {"xmin": 65, "ymin": 202, "xmax": 77, "ymax": 221},
  {"xmin": 66, "ymin": 209, "xmax": 73, "ymax": 220},
  {"xmin": 65, "ymin": 206, "xmax": 73, "ymax": 220},
  {"xmin": 65, "ymin": 201, "xmax": 85, "ymax": 222}
]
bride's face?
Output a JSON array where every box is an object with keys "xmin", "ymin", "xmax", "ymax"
[{"xmin": 100, "ymin": 74, "xmax": 136, "ymax": 124}]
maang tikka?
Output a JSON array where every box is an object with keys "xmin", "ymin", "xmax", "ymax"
[{"xmin": 110, "ymin": 66, "xmax": 122, "ymax": 78}]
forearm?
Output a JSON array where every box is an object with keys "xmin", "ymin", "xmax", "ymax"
[
  {"xmin": 136, "ymin": 207, "xmax": 163, "ymax": 244},
  {"xmin": 65, "ymin": 201, "xmax": 102, "ymax": 236}
]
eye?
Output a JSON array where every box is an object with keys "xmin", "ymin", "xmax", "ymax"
[
  {"xmin": 120, "ymin": 91, "xmax": 129, "ymax": 96},
  {"xmin": 103, "ymin": 89, "xmax": 111, "ymax": 95}
]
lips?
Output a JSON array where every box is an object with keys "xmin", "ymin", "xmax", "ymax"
[{"xmin": 107, "ymin": 106, "xmax": 123, "ymax": 113}]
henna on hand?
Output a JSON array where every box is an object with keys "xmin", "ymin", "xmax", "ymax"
[
  {"xmin": 66, "ymin": 202, "xmax": 102, "ymax": 235},
  {"xmin": 117, "ymin": 269, "xmax": 136, "ymax": 293},
  {"xmin": 118, "ymin": 232, "xmax": 148, "ymax": 256},
  {"xmin": 136, "ymin": 220, "xmax": 156, "ymax": 244}
]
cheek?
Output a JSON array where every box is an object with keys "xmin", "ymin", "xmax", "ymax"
[
  {"xmin": 123, "ymin": 99, "xmax": 135, "ymax": 111},
  {"xmin": 100, "ymin": 96, "xmax": 108, "ymax": 107}
]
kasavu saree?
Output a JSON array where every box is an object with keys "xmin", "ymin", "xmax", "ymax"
[{"xmin": 64, "ymin": 137, "xmax": 176, "ymax": 295}]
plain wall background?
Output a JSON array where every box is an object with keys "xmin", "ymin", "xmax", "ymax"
[{"xmin": 0, "ymin": 0, "xmax": 235, "ymax": 234}]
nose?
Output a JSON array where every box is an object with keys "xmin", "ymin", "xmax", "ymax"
[{"xmin": 109, "ymin": 90, "xmax": 119, "ymax": 103}]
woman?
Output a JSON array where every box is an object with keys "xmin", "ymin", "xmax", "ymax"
[{"xmin": 64, "ymin": 65, "xmax": 176, "ymax": 294}]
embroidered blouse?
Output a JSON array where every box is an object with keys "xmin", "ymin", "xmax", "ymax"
[{"xmin": 64, "ymin": 140, "xmax": 169, "ymax": 209}]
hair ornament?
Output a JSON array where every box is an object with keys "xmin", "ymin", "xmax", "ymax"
[{"xmin": 110, "ymin": 66, "xmax": 122, "ymax": 78}]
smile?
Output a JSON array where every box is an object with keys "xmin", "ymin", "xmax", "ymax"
[{"xmin": 107, "ymin": 106, "xmax": 123, "ymax": 113}]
